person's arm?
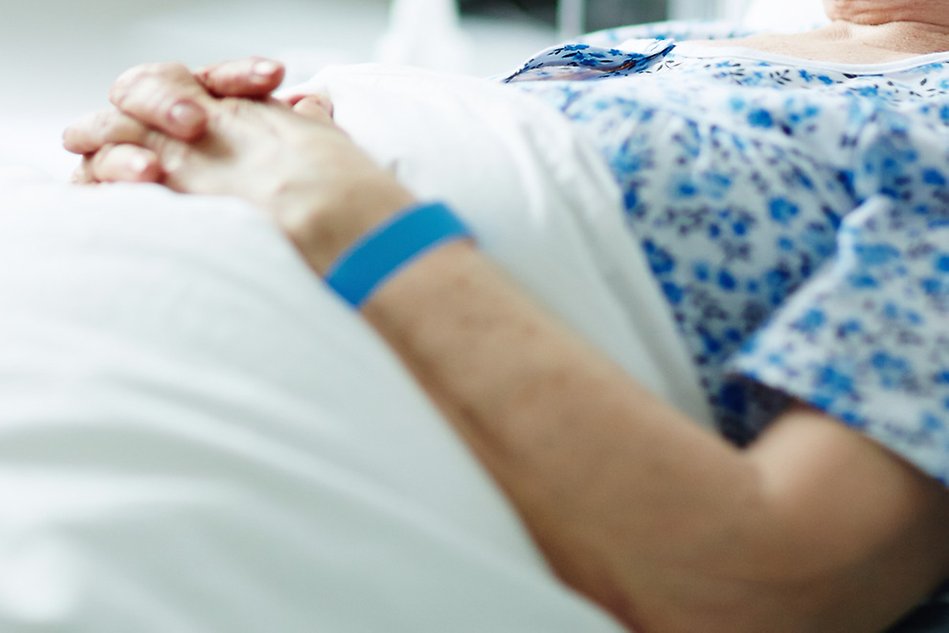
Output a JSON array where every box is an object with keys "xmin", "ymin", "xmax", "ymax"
[
  {"xmin": 64, "ymin": 63, "xmax": 949, "ymax": 633},
  {"xmin": 347, "ymin": 235, "xmax": 949, "ymax": 633}
]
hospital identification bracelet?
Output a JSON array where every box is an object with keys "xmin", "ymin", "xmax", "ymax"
[{"xmin": 324, "ymin": 201, "xmax": 474, "ymax": 309}]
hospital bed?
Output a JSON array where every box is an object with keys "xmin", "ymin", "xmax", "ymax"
[{"xmin": 1, "ymin": 1, "xmax": 946, "ymax": 631}]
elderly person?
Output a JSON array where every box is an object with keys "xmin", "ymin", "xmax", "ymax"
[{"xmin": 62, "ymin": 0, "xmax": 948, "ymax": 631}]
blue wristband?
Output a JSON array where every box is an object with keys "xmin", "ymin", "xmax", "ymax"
[{"xmin": 324, "ymin": 202, "xmax": 474, "ymax": 308}]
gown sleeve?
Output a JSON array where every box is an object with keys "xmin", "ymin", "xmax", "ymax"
[{"xmin": 729, "ymin": 195, "xmax": 949, "ymax": 485}]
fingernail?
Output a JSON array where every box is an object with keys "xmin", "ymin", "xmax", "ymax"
[
  {"xmin": 169, "ymin": 101, "xmax": 203, "ymax": 128},
  {"xmin": 250, "ymin": 60, "xmax": 280, "ymax": 86},
  {"xmin": 253, "ymin": 60, "xmax": 279, "ymax": 77}
]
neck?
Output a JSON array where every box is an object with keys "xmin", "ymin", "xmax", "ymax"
[
  {"xmin": 826, "ymin": 1, "xmax": 949, "ymax": 26},
  {"xmin": 823, "ymin": 20, "xmax": 949, "ymax": 56}
]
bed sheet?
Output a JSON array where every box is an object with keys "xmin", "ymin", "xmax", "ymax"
[{"xmin": 0, "ymin": 65, "xmax": 706, "ymax": 630}]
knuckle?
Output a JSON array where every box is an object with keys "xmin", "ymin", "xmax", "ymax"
[
  {"xmin": 110, "ymin": 64, "xmax": 151, "ymax": 104},
  {"xmin": 142, "ymin": 61, "xmax": 170, "ymax": 74},
  {"xmin": 194, "ymin": 63, "xmax": 216, "ymax": 84},
  {"xmin": 114, "ymin": 65, "xmax": 146, "ymax": 86},
  {"xmin": 114, "ymin": 114, "xmax": 148, "ymax": 144},
  {"xmin": 142, "ymin": 129, "xmax": 168, "ymax": 154},
  {"xmin": 145, "ymin": 131, "xmax": 187, "ymax": 174},
  {"xmin": 139, "ymin": 61, "xmax": 181, "ymax": 77},
  {"xmin": 92, "ymin": 110, "xmax": 114, "ymax": 135},
  {"xmin": 72, "ymin": 110, "xmax": 146, "ymax": 150},
  {"xmin": 150, "ymin": 61, "xmax": 189, "ymax": 77},
  {"xmin": 217, "ymin": 98, "xmax": 245, "ymax": 116},
  {"xmin": 111, "ymin": 61, "xmax": 195, "ymax": 111}
]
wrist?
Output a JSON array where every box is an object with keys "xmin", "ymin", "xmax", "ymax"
[
  {"xmin": 276, "ymin": 174, "xmax": 418, "ymax": 276},
  {"xmin": 324, "ymin": 201, "xmax": 475, "ymax": 309}
]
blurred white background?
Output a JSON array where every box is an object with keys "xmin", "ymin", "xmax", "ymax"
[
  {"xmin": 0, "ymin": 0, "xmax": 825, "ymax": 175},
  {"xmin": 0, "ymin": 0, "xmax": 554, "ymax": 174}
]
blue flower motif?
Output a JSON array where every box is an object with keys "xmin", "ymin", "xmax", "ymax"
[
  {"xmin": 935, "ymin": 254, "xmax": 949, "ymax": 274},
  {"xmin": 747, "ymin": 109, "xmax": 774, "ymax": 128},
  {"xmin": 718, "ymin": 269, "xmax": 738, "ymax": 291},
  {"xmin": 922, "ymin": 277, "xmax": 946, "ymax": 295},
  {"xmin": 693, "ymin": 261, "xmax": 711, "ymax": 281},
  {"xmin": 672, "ymin": 177, "xmax": 699, "ymax": 198},
  {"xmin": 506, "ymin": 29, "xmax": 949, "ymax": 484},
  {"xmin": 815, "ymin": 364, "xmax": 856, "ymax": 399},
  {"xmin": 870, "ymin": 352, "xmax": 911, "ymax": 388},
  {"xmin": 644, "ymin": 240, "xmax": 676, "ymax": 274},
  {"xmin": 769, "ymin": 198, "xmax": 800, "ymax": 225},
  {"xmin": 837, "ymin": 319, "xmax": 862, "ymax": 337},
  {"xmin": 856, "ymin": 243, "xmax": 900, "ymax": 267},
  {"xmin": 662, "ymin": 281, "xmax": 684, "ymax": 304},
  {"xmin": 848, "ymin": 273, "xmax": 880, "ymax": 289},
  {"xmin": 922, "ymin": 413, "xmax": 945, "ymax": 432},
  {"xmin": 794, "ymin": 309, "xmax": 826, "ymax": 333},
  {"xmin": 765, "ymin": 268, "xmax": 791, "ymax": 288},
  {"xmin": 923, "ymin": 169, "xmax": 947, "ymax": 186}
]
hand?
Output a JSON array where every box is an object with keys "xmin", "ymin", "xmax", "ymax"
[
  {"xmin": 64, "ymin": 57, "xmax": 295, "ymax": 184},
  {"xmin": 64, "ymin": 61, "xmax": 415, "ymax": 274}
]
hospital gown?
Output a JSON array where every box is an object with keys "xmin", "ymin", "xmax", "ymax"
[{"xmin": 502, "ymin": 23, "xmax": 949, "ymax": 490}]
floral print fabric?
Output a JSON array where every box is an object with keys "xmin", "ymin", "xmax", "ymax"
[{"xmin": 502, "ymin": 22, "xmax": 949, "ymax": 485}]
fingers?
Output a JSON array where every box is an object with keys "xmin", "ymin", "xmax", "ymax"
[
  {"xmin": 109, "ymin": 62, "xmax": 211, "ymax": 141},
  {"xmin": 63, "ymin": 105, "xmax": 179, "ymax": 185},
  {"xmin": 196, "ymin": 57, "xmax": 285, "ymax": 98},
  {"xmin": 63, "ymin": 109, "xmax": 152, "ymax": 155},
  {"xmin": 67, "ymin": 57, "xmax": 289, "ymax": 187},
  {"xmin": 72, "ymin": 144, "xmax": 162, "ymax": 185},
  {"xmin": 93, "ymin": 144, "xmax": 163, "ymax": 183},
  {"xmin": 73, "ymin": 57, "xmax": 285, "ymax": 152}
]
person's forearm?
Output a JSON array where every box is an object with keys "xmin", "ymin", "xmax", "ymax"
[
  {"xmin": 316, "ymin": 231, "xmax": 948, "ymax": 633},
  {"xmin": 354, "ymin": 239, "xmax": 770, "ymax": 629}
]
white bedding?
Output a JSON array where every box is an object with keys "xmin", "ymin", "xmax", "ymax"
[{"xmin": 0, "ymin": 65, "xmax": 707, "ymax": 631}]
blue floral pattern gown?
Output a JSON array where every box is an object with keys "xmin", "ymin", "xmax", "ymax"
[{"xmin": 500, "ymin": 22, "xmax": 949, "ymax": 495}]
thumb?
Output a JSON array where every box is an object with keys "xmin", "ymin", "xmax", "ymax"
[{"xmin": 292, "ymin": 95, "xmax": 335, "ymax": 125}]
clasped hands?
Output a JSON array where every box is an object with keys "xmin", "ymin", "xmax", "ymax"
[{"xmin": 63, "ymin": 58, "xmax": 415, "ymax": 274}]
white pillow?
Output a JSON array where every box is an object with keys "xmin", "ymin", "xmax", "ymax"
[
  {"xmin": 0, "ymin": 65, "xmax": 709, "ymax": 631},
  {"xmin": 286, "ymin": 64, "xmax": 712, "ymax": 426}
]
